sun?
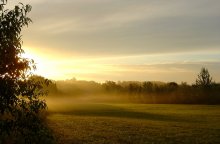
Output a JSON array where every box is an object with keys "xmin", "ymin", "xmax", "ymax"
[
  {"xmin": 21, "ymin": 47, "xmax": 47, "ymax": 75},
  {"xmin": 22, "ymin": 46, "xmax": 39, "ymax": 59},
  {"xmin": 20, "ymin": 46, "xmax": 78, "ymax": 80}
]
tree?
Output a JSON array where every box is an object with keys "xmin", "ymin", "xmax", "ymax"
[
  {"xmin": 0, "ymin": 1, "xmax": 52, "ymax": 142},
  {"xmin": 196, "ymin": 67, "xmax": 213, "ymax": 88},
  {"xmin": 143, "ymin": 81, "xmax": 153, "ymax": 93},
  {"xmin": 167, "ymin": 82, "xmax": 178, "ymax": 92},
  {"xmin": 0, "ymin": 0, "xmax": 33, "ymax": 113}
]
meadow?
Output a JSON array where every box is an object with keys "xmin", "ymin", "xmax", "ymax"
[{"xmin": 47, "ymin": 101, "xmax": 220, "ymax": 144}]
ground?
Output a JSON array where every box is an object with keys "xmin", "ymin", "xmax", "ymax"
[{"xmin": 47, "ymin": 104, "xmax": 220, "ymax": 144}]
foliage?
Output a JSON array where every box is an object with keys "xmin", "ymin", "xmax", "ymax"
[
  {"xmin": 196, "ymin": 67, "xmax": 213, "ymax": 88},
  {"xmin": 0, "ymin": 0, "xmax": 33, "ymax": 114},
  {"xmin": 50, "ymin": 68, "xmax": 220, "ymax": 104},
  {"xmin": 0, "ymin": 1, "xmax": 54, "ymax": 143}
]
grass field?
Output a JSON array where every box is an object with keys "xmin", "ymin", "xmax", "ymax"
[{"xmin": 47, "ymin": 103, "xmax": 220, "ymax": 144}]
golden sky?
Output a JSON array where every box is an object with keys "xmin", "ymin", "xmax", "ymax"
[{"xmin": 10, "ymin": 0, "xmax": 220, "ymax": 83}]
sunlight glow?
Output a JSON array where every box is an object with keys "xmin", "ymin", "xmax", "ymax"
[{"xmin": 21, "ymin": 46, "xmax": 220, "ymax": 83}]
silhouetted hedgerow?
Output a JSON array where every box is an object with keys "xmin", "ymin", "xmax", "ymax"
[{"xmin": 49, "ymin": 68, "xmax": 220, "ymax": 104}]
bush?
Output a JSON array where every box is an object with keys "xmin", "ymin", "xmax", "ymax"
[{"xmin": 0, "ymin": 1, "xmax": 55, "ymax": 143}]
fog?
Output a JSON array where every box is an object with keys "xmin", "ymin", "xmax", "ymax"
[
  {"xmin": 46, "ymin": 94, "xmax": 133, "ymax": 113},
  {"xmin": 40, "ymin": 77, "xmax": 220, "ymax": 113}
]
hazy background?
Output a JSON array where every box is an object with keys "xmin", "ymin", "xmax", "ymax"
[{"xmin": 8, "ymin": 0, "xmax": 220, "ymax": 83}]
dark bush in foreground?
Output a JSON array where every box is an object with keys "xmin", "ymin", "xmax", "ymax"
[{"xmin": 0, "ymin": 1, "xmax": 55, "ymax": 143}]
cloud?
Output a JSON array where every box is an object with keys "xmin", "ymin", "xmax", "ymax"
[
  {"xmin": 20, "ymin": 0, "xmax": 220, "ymax": 56},
  {"xmin": 29, "ymin": 49, "xmax": 220, "ymax": 83},
  {"xmin": 48, "ymin": 61, "xmax": 220, "ymax": 83},
  {"xmin": 5, "ymin": 0, "xmax": 220, "ymax": 82}
]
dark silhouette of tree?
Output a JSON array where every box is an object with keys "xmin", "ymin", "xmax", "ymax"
[
  {"xmin": 0, "ymin": 1, "xmax": 53, "ymax": 143},
  {"xmin": 167, "ymin": 82, "xmax": 178, "ymax": 92},
  {"xmin": 103, "ymin": 81, "xmax": 121, "ymax": 93},
  {"xmin": 143, "ymin": 81, "xmax": 153, "ymax": 93},
  {"xmin": 1, "ymin": 0, "xmax": 33, "ymax": 113},
  {"xmin": 196, "ymin": 67, "xmax": 213, "ymax": 88}
]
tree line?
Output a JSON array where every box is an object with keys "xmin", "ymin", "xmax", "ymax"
[{"xmin": 46, "ymin": 68, "xmax": 220, "ymax": 104}]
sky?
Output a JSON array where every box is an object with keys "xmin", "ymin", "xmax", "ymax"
[{"xmin": 8, "ymin": 0, "xmax": 220, "ymax": 83}]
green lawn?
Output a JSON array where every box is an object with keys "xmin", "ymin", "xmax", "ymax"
[{"xmin": 47, "ymin": 103, "xmax": 220, "ymax": 144}]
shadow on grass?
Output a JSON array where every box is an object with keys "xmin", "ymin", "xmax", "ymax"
[{"xmin": 50, "ymin": 104, "xmax": 196, "ymax": 122}]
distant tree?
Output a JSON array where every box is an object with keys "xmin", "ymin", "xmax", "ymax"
[
  {"xmin": 128, "ymin": 82, "xmax": 141, "ymax": 94},
  {"xmin": 167, "ymin": 82, "xmax": 178, "ymax": 92},
  {"xmin": 196, "ymin": 67, "xmax": 213, "ymax": 88},
  {"xmin": 0, "ymin": 1, "xmax": 52, "ymax": 142},
  {"xmin": 29, "ymin": 75, "xmax": 56, "ymax": 94},
  {"xmin": 143, "ymin": 81, "xmax": 153, "ymax": 93},
  {"xmin": 103, "ymin": 81, "xmax": 119, "ymax": 92}
]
